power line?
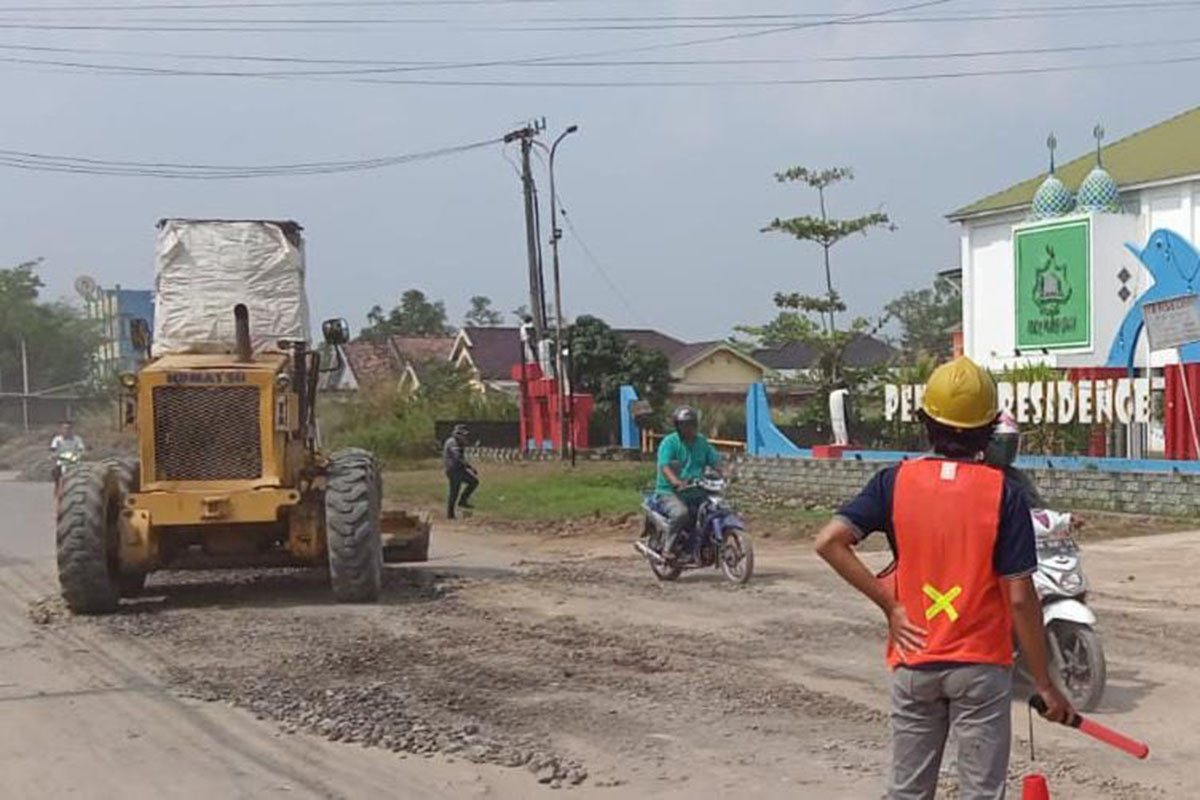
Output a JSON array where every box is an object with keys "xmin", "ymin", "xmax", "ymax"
[
  {"xmin": 0, "ymin": 0, "xmax": 651, "ymax": 10},
  {"xmin": 8, "ymin": 46, "xmax": 1200, "ymax": 87},
  {"xmin": 3, "ymin": 2, "xmax": 1200, "ymax": 32},
  {"xmin": 310, "ymin": 50, "xmax": 1200, "ymax": 86},
  {"xmin": 3, "ymin": 0, "xmax": 1199, "ymax": 16},
  {"xmin": 3, "ymin": 33, "xmax": 1200, "ymax": 75},
  {"xmin": 0, "ymin": 0, "xmax": 955, "ymax": 42},
  {"xmin": 551, "ymin": 191, "xmax": 649, "ymax": 328},
  {"xmin": 0, "ymin": 1, "xmax": 978, "ymax": 83},
  {"xmin": 0, "ymin": 136, "xmax": 502, "ymax": 178}
]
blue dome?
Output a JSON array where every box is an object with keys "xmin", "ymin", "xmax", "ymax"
[
  {"xmin": 1077, "ymin": 165, "xmax": 1120, "ymax": 213},
  {"xmin": 1030, "ymin": 174, "xmax": 1076, "ymax": 220}
]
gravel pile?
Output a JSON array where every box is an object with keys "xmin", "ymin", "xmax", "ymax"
[
  {"xmin": 90, "ymin": 569, "xmax": 594, "ymax": 789},
  {"xmin": 182, "ymin": 677, "xmax": 588, "ymax": 787}
]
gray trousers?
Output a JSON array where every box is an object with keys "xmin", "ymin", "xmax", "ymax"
[
  {"xmin": 658, "ymin": 493, "xmax": 696, "ymax": 556},
  {"xmin": 889, "ymin": 664, "xmax": 1012, "ymax": 800}
]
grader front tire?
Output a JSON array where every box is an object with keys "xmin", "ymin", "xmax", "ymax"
[
  {"xmin": 56, "ymin": 462, "xmax": 128, "ymax": 614},
  {"xmin": 325, "ymin": 449, "xmax": 383, "ymax": 603}
]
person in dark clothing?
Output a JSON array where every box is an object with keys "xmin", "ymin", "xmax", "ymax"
[
  {"xmin": 443, "ymin": 424, "xmax": 479, "ymax": 520},
  {"xmin": 986, "ymin": 412, "xmax": 1045, "ymax": 507}
]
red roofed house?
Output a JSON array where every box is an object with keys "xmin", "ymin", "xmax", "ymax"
[{"xmin": 322, "ymin": 335, "xmax": 458, "ymax": 393}]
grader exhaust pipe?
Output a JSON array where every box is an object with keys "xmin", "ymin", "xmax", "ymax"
[{"xmin": 234, "ymin": 303, "xmax": 252, "ymax": 363}]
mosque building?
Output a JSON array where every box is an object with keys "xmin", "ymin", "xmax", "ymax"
[{"xmin": 948, "ymin": 108, "xmax": 1200, "ymax": 459}]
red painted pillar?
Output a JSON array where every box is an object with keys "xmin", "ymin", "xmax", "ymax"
[
  {"xmin": 570, "ymin": 394, "xmax": 594, "ymax": 450},
  {"xmin": 1165, "ymin": 364, "xmax": 1200, "ymax": 460}
]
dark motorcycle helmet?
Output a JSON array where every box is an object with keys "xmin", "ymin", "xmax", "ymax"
[
  {"xmin": 672, "ymin": 406, "xmax": 699, "ymax": 431},
  {"xmin": 985, "ymin": 412, "xmax": 1020, "ymax": 467}
]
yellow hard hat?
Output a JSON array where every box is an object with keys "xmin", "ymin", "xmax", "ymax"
[{"xmin": 921, "ymin": 356, "xmax": 998, "ymax": 430}]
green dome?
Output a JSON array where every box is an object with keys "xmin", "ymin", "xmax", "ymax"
[
  {"xmin": 1030, "ymin": 174, "xmax": 1076, "ymax": 220},
  {"xmin": 1077, "ymin": 165, "xmax": 1120, "ymax": 213}
]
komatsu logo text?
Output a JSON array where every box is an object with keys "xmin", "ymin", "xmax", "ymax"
[{"xmin": 166, "ymin": 371, "xmax": 248, "ymax": 385}]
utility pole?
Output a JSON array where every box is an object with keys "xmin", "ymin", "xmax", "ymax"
[
  {"xmin": 503, "ymin": 121, "xmax": 548, "ymax": 342},
  {"xmin": 20, "ymin": 337, "xmax": 30, "ymax": 432},
  {"xmin": 548, "ymin": 124, "xmax": 579, "ymax": 459}
]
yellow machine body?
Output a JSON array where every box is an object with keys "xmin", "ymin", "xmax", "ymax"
[{"xmin": 120, "ymin": 351, "xmax": 324, "ymax": 570}]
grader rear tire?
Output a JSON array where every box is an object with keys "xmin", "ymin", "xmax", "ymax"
[
  {"xmin": 325, "ymin": 449, "xmax": 383, "ymax": 603},
  {"xmin": 56, "ymin": 461, "xmax": 131, "ymax": 614}
]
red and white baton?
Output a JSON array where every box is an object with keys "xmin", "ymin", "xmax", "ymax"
[{"xmin": 1029, "ymin": 696, "xmax": 1149, "ymax": 760}]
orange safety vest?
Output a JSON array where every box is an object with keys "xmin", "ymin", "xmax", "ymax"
[{"xmin": 886, "ymin": 458, "xmax": 1012, "ymax": 668}]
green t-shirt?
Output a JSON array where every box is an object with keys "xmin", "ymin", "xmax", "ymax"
[{"xmin": 655, "ymin": 431, "xmax": 720, "ymax": 496}]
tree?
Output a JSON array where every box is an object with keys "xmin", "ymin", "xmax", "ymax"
[
  {"xmin": 737, "ymin": 292, "xmax": 888, "ymax": 428},
  {"xmin": 734, "ymin": 309, "xmax": 819, "ymax": 350},
  {"xmin": 511, "ymin": 304, "xmax": 531, "ymax": 324},
  {"xmin": 762, "ymin": 166, "xmax": 894, "ymax": 333},
  {"xmin": 884, "ymin": 276, "xmax": 962, "ymax": 361},
  {"xmin": 362, "ymin": 289, "xmax": 451, "ymax": 340},
  {"xmin": 569, "ymin": 315, "xmax": 672, "ymax": 440},
  {"xmin": 463, "ymin": 295, "xmax": 503, "ymax": 327},
  {"xmin": 0, "ymin": 259, "xmax": 96, "ymax": 393}
]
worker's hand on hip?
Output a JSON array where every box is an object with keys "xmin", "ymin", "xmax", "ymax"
[
  {"xmin": 1035, "ymin": 683, "xmax": 1075, "ymax": 725},
  {"xmin": 886, "ymin": 605, "xmax": 928, "ymax": 656}
]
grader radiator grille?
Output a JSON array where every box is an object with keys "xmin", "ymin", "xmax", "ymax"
[{"xmin": 152, "ymin": 386, "xmax": 263, "ymax": 481}]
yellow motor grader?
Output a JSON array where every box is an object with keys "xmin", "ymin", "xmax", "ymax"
[{"xmin": 55, "ymin": 219, "xmax": 428, "ymax": 613}]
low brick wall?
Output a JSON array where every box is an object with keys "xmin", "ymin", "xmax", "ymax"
[
  {"xmin": 1028, "ymin": 466, "xmax": 1200, "ymax": 516},
  {"xmin": 732, "ymin": 455, "xmax": 1200, "ymax": 517}
]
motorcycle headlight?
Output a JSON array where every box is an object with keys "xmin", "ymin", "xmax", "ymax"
[
  {"xmin": 276, "ymin": 373, "xmax": 292, "ymax": 391},
  {"xmin": 118, "ymin": 372, "xmax": 138, "ymax": 390},
  {"xmin": 1060, "ymin": 571, "xmax": 1085, "ymax": 593}
]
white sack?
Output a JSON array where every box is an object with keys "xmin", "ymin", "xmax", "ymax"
[{"xmin": 153, "ymin": 219, "xmax": 311, "ymax": 355}]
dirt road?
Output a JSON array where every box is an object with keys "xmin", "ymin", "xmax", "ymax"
[
  {"xmin": 3, "ymin": 477, "xmax": 1195, "ymax": 798},
  {"xmin": 0, "ymin": 479, "xmax": 541, "ymax": 799}
]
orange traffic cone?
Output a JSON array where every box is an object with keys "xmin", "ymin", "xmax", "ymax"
[{"xmin": 1022, "ymin": 773, "xmax": 1050, "ymax": 800}]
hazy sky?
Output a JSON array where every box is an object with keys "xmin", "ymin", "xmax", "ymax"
[{"xmin": 0, "ymin": 0, "xmax": 1196, "ymax": 341}]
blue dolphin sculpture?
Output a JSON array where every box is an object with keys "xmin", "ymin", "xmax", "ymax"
[{"xmin": 1106, "ymin": 228, "xmax": 1200, "ymax": 367}]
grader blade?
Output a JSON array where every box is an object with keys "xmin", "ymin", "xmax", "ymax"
[{"xmin": 381, "ymin": 509, "xmax": 432, "ymax": 563}]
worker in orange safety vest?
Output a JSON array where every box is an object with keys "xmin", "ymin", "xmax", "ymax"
[{"xmin": 815, "ymin": 357, "xmax": 1073, "ymax": 799}]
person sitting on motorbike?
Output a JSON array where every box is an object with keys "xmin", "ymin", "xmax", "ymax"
[
  {"xmin": 985, "ymin": 412, "xmax": 1044, "ymax": 508},
  {"xmin": 655, "ymin": 406, "xmax": 721, "ymax": 563},
  {"xmin": 50, "ymin": 420, "xmax": 85, "ymax": 483}
]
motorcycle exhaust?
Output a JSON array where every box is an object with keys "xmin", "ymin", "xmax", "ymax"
[
  {"xmin": 234, "ymin": 303, "xmax": 253, "ymax": 363},
  {"xmin": 633, "ymin": 539, "xmax": 667, "ymax": 565}
]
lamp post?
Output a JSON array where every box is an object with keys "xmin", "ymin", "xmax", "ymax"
[{"xmin": 548, "ymin": 124, "xmax": 579, "ymax": 459}]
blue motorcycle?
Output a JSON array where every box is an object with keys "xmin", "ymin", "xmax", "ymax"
[{"xmin": 634, "ymin": 476, "xmax": 754, "ymax": 585}]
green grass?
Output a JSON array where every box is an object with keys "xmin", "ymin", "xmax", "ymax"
[
  {"xmin": 384, "ymin": 461, "xmax": 655, "ymax": 521},
  {"xmin": 381, "ymin": 460, "xmax": 842, "ymax": 539}
]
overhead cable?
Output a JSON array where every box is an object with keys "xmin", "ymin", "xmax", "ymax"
[
  {"xmin": 0, "ymin": 136, "xmax": 501, "ymax": 178},
  {"xmin": 6, "ymin": 48, "xmax": 1200, "ymax": 87},
  {"xmin": 1, "ymin": 33, "xmax": 1199, "ymax": 75}
]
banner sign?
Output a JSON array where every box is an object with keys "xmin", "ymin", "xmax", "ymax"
[
  {"xmin": 885, "ymin": 378, "xmax": 1152, "ymax": 425},
  {"xmin": 1015, "ymin": 218, "xmax": 1092, "ymax": 350},
  {"xmin": 1143, "ymin": 293, "xmax": 1200, "ymax": 351}
]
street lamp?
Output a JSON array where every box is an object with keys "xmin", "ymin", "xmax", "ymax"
[{"xmin": 548, "ymin": 124, "xmax": 579, "ymax": 460}]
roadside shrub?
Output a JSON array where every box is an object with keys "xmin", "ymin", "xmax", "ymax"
[{"xmin": 325, "ymin": 375, "xmax": 517, "ymax": 463}]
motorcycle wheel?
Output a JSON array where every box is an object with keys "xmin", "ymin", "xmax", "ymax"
[
  {"xmin": 647, "ymin": 530, "xmax": 682, "ymax": 582},
  {"xmin": 1048, "ymin": 620, "xmax": 1106, "ymax": 712},
  {"xmin": 719, "ymin": 529, "xmax": 754, "ymax": 586}
]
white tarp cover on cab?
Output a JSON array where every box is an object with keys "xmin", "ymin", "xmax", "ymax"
[{"xmin": 153, "ymin": 219, "xmax": 311, "ymax": 355}]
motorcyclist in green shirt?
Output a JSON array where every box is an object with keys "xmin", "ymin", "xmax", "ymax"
[{"xmin": 655, "ymin": 406, "xmax": 722, "ymax": 562}]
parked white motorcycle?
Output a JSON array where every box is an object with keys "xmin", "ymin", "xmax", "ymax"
[{"xmin": 1028, "ymin": 508, "xmax": 1107, "ymax": 712}]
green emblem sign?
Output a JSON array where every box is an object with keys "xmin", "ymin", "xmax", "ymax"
[{"xmin": 1015, "ymin": 218, "xmax": 1091, "ymax": 350}]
